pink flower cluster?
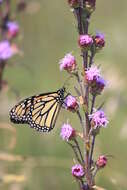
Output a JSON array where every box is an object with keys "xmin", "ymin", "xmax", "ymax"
[
  {"xmin": 60, "ymin": 123, "xmax": 76, "ymax": 141},
  {"xmin": 59, "ymin": 53, "xmax": 76, "ymax": 72},
  {"xmin": 85, "ymin": 66, "xmax": 100, "ymax": 82},
  {"xmin": 72, "ymin": 164, "xmax": 85, "ymax": 178},
  {"xmin": 89, "ymin": 109, "xmax": 108, "ymax": 129},
  {"xmin": 78, "ymin": 34, "xmax": 93, "ymax": 49},
  {"xmin": 64, "ymin": 95, "xmax": 79, "ymax": 111},
  {"xmin": 85, "ymin": 66, "xmax": 106, "ymax": 95},
  {"xmin": 0, "ymin": 41, "xmax": 13, "ymax": 61}
]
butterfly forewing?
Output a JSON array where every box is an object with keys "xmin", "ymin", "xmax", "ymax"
[
  {"xmin": 48, "ymin": 101, "xmax": 61, "ymax": 131},
  {"xmin": 9, "ymin": 88, "xmax": 65, "ymax": 132}
]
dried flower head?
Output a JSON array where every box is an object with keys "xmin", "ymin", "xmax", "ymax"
[
  {"xmin": 60, "ymin": 123, "xmax": 76, "ymax": 141},
  {"xmin": 72, "ymin": 164, "xmax": 85, "ymax": 178}
]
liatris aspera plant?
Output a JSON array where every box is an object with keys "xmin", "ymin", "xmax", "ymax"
[
  {"xmin": 59, "ymin": 1, "xmax": 109, "ymax": 189},
  {"xmin": 0, "ymin": 0, "xmax": 26, "ymax": 91}
]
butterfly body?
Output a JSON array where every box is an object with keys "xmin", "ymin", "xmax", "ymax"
[{"xmin": 10, "ymin": 88, "xmax": 65, "ymax": 132}]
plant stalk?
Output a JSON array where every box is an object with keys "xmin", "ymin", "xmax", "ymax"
[{"xmin": 74, "ymin": 2, "xmax": 94, "ymax": 187}]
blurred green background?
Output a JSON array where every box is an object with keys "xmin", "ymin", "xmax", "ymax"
[{"xmin": 0, "ymin": 0, "xmax": 127, "ymax": 189}]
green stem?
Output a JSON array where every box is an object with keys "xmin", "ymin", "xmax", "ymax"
[
  {"xmin": 89, "ymin": 135, "xmax": 96, "ymax": 167},
  {"xmin": 76, "ymin": 110, "xmax": 84, "ymax": 132},
  {"xmin": 68, "ymin": 142, "xmax": 83, "ymax": 165},
  {"xmin": 74, "ymin": 139, "xmax": 84, "ymax": 164}
]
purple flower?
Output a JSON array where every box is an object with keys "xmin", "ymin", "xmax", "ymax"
[
  {"xmin": 60, "ymin": 123, "xmax": 76, "ymax": 141},
  {"xmin": 0, "ymin": 41, "xmax": 13, "ymax": 60},
  {"xmin": 78, "ymin": 34, "xmax": 93, "ymax": 49},
  {"xmin": 72, "ymin": 164, "xmax": 85, "ymax": 178},
  {"xmin": 94, "ymin": 32, "xmax": 105, "ymax": 49},
  {"xmin": 59, "ymin": 53, "xmax": 76, "ymax": 72},
  {"xmin": 85, "ymin": 66, "xmax": 100, "ymax": 82},
  {"xmin": 96, "ymin": 32, "xmax": 105, "ymax": 39},
  {"xmin": 90, "ymin": 76, "xmax": 106, "ymax": 95},
  {"xmin": 85, "ymin": 66, "xmax": 106, "ymax": 95},
  {"xmin": 64, "ymin": 95, "xmax": 78, "ymax": 111},
  {"xmin": 89, "ymin": 109, "xmax": 108, "ymax": 129},
  {"xmin": 6, "ymin": 21, "xmax": 19, "ymax": 38},
  {"xmin": 96, "ymin": 76, "xmax": 106, "ymax": 89},
  {"xmin": 96, "ymin": 155, "xmax": 107, "ymax": 168}
]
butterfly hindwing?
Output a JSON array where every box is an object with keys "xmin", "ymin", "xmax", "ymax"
[{"xmin": 10, "ymin": 97, "xmax": 33, "ymax": 124}]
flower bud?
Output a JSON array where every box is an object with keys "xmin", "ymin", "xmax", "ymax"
[
  {"xmin": 96, "ymin": 155, "xmax": 107, "ymax": 168},
  {"xmin": 94, "ymin": 32, "xmax": 105, "ymax": 50},
  {"xmin": 6, "ymin": 21, "xmax": 19, "ymax": 39},
  {"xmin": 84, "ymin": 0, "xmax": 96, "ymax": 13},
  {"xmin": 68, "ymin": 0, "xmax": 80, "ymax": 8},
  {"xmin": 17, "ymin": 0, "xmax": 27, "ymax": 12},
  {"xmin": 72, "ymin": 164, "xmax": 85, "ymax": 179},
  {"xmin": 82, "ymin": 184, "xmax": 89, "ymax": 190},
  {"xmin": 85, "ymin": 0, "xmax": 96, "ymax": 7}
]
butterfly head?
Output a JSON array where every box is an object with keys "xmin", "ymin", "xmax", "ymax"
[
  {"xmin": 60, "ymin": 87, "xmax": 65, "ymax": 93},
  {"xmin": 58, "ymin": 87, "xmax": 66, "ymax": 101}
]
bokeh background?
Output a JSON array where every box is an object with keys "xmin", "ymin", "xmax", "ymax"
[{"xmin": 0, "ymin": 0, "xmax": 127, "ymax": 189}]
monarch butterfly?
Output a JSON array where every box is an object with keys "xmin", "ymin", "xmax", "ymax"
[{"xmin": 9, "ymin": 87, "xmax": 66, "ymax": 132}]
